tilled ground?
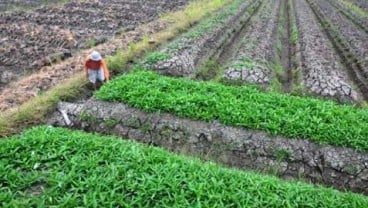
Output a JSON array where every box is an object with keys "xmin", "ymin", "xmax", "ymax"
[
  {"xmin": 314, "ymin": 0, "xmax": 368, "ymax": 78},
  {"xmin": 0, "ymin": 0, "xmax": 65, "ymax": 12},
  {"xmin": 147, "ymin": 0, "xmax": 257, "ymax": 78},
  {"xmin": 327, "ymin": 0, "xmax": 368, "ymax": 33},
  {"xmin": 350, "ymin": 0, "xmax": 368, "ymax": 11},
  {"xmin": 0, "ymin": 0, "xmax": 189, "ymax": 91},
  {"xmin": 224, "ymin": 0, "xmax": 281, "ymax": 87},
  {"xmin": 294, "ymin": 0, "xmax": 359, "ymax": 102}
]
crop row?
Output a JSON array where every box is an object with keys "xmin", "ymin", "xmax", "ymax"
[
  {"xmin": 144, "ymin": 0, "xmax": 260, "ymax": 77},
  {"xmin": 223, "ymin": 0, "xmax": 281, "ymax": 89},
  {"xmin": 95, "ymin": 70, "xmax": 368, "ymax": 151},
  {"xmin": 294, "ymin": 0, "xmax": 360, "ymax": 103},
  {"xmin": 327, "ymin": 0, "xmax": 368, "ymax": 33},
  {"xmin": 313, "ymin": 0, "xmax": 368, "ymax": 72},
  {"xmin": 0, "ymin": 0, "xmax": 65, "ymax": 12},
  {"xmin": 349, "ymin": 0, "xmax": 368, "ymax": 11},
  {"xmin": 1, "ymin": 126, "xmax": 367, "ymax": 207},
  {"xmin": 306, "ymin": 0, "xmax": 368, "ymax": 102}
]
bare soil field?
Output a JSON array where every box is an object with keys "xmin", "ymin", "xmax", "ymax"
[
  {"xmin": 0, "ymin": 0, "xmax": 189, "ymax": 91},
  {"xmin": 0, "ymin": 0, "xmax": 66, "ymax": 12},
  {"xmin": 147, "ymin": 0, "xmax": 368, "ymax": 103}
]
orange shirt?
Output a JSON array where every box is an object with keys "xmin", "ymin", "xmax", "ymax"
[{"xmin": 84, "ymin": 56, "xmax": 110, "ymax": 81}]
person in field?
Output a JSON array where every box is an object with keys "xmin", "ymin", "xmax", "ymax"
[{"xmin": 84, "ymin": 51, "xmax": 110, "ymax": 90}]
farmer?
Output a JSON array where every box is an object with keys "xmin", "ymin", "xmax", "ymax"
[{"xmin": 84, "ymin": 51, "xmax": 110, "ymax": 90}]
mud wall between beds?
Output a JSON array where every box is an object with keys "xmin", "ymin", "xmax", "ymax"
[{"xmin": 49, "ymin": 99, "xmax": 368, "ymax": 195}]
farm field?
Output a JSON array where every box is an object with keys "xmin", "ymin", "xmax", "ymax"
[
  {"xmin": 0, "ymin": 0, "xmax": 189, "ymax": 92},
  {"xmin": 1, "ymin": 0, "xmax": 368, "ymax": 206},
  {"xmin": 1, "ymin": 126, "xmax": 368, "ymax": 207},
  {"xmin": 0, "ymin": 0, "xmax": 66, "ymax": 12}
]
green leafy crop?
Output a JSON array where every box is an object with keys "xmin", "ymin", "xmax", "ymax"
[
  {"xmin": 144, "ymin": 52, "xmax": 172, "ymax": 65},
  {"xmin": 96, "ymin": 70, "xmax": 368, "ymax": 151},
  {"xmin": 1, "ymin": 126, "xmax": 367, "ymax": 207}
]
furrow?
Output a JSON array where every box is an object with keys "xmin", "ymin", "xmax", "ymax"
[
  {"xmin": 326, "ymin": 0, "xmax": 368, "ymax": 34},
  {"xmin": 306, "ymin": 0, "xmax": 368, "ymax": 101},
  {"xmin": 145, "ymin": 0, "xmax": 261, "ymax": 78},
  {"xmin": 222, "ymin": 0, "xmax": 281, "ymax": 89},
  {"xmin": 294, "ymin": 0, "xmax": 361, "ymax": 103}
]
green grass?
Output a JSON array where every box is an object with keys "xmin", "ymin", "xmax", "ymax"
[
  {"xmin": 95, "ymin": 70, "xmax": 368, "ymax": 151},
  {"xmin": 106, "ymin": 49, "xmax": 126, "ymax": 73},
  {"xmin": 1, "ymin": 126, "xmax": 367, "ymax": 207}
]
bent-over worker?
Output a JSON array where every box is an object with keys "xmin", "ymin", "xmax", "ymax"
[{"xmin": 84, "ymin": 51, "xmax": 109, "ymax": 90}]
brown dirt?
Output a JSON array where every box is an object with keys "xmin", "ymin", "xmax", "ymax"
[{"xmin": 0, "ymin": 19, "xmax": 170, "ymax": 112}]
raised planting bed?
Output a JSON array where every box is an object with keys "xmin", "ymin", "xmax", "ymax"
[
  {"xmin": 327, "ymin": 0, "xmax": 368, "ymax": 33},
  {"xmin": 0, "ymin": 0, "xmax": 190, "ymax": 91},
  {"xmin": 143, "ymin": 0, "xmax": 261, "ymax": 78},
  {"xmin": 349, "ymin": 0, "xmax": 368, "ymax": 11},
  {"xmin": 223, "ymin": 0, "xmax": 281, "ymax": 89},
  {"xmin": 312, "ymin": 0, "xmax": 368, "ymax": 73},
  {"xmin": 95, "ymin": 70, "xmax": 368, "ymax": 152},
  {"xmin": 2, "ymin": 126, "xmax": 368, "ymax": 206},
  {"xmin": 49, "ymin": 99, "xmax": 368, "ymax": 194},
  {"xmin": 294, "ymin": 0, "xmax": 360, "ymax": 103},
  {"xmin": 309, "ymin": 0, "xmax": 368, "ymax": 75}
]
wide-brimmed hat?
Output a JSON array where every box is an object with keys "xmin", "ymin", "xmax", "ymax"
[{"xmin": 90, "ymin": 51, "xmax": 102, "ymax": 61}]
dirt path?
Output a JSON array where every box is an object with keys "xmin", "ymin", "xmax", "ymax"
[{"xmin": 326, "ymin": 0, "xmax": 368, "ymax": 33}]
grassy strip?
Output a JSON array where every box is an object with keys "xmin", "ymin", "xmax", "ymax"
[
  {"xmin": 95, "ymin": 70, "xmax": 368, "ymax": 151},
  {"xmin": 0, "ymin": 0, "xmax": 231, "ymax": 137},
  {"xmin": 1, "ymin": 126, "xmax": 367, "ymax": 207},
  {"xmin": 0, "ymin": 74, "xmax": 87, "ymax": 136}
]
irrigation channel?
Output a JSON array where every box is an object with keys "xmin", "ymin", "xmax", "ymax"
[{"xmin": 46, "ymin": 0, "xmax": 368, "ymax": 196}]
